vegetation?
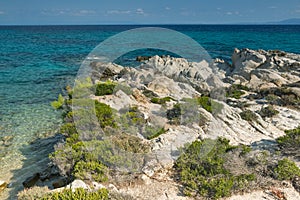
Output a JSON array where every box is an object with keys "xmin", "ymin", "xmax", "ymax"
[
  {"xmin": 51, "ymin": 94, "xmax": 65, "ymax": 109},
  {"xmin": 277, "ymin": 127, "xmax": 300, "ymax": 149},
  {"xmin": 41, "ymin": 188, "xmax": 108, "ymax": 200},
  {"xmin": 112, "ymin": 133, "xmax": 150, "ymax": 153},
  {"xmin": 174, "ymin": 138, "xmax": 256, "ymax": 199},
  {"xmin": 18, "ymin": 186, "xmax": 50, "ymax": 200},
  {"xmin": 196, "ymin": 96, "xmax": 223, "ymax": 113},
  {"xmin": 95, "ymin": 81, "xmax": 132, "ymax": 96},
  {"xmin": 226, "ymin": 84, "xmax": 249, "ymax": 99},
  {"xmin": 73, "ymin": 161, "xmax": 108, "ymax": 182},
  {"xmin": 240, "ymin": 110, "xmax": 257, "ymax": 122},
  {"xmin": 95, "ymin": 81, "xmax": 117, "ymax": 96},
  {"xmin": 142, "ymin": 89, "xmax": 158, "ymax": 99},
  {"xmin": 274, "ymin": 158, "xmax": 300, "ymax": 180},
  {"xmin": 150, "ymin": 96, "xmax": 174, "ymax": 105},
  {"xmin": 166, "ymin": 103, "xmax": 181, "ymax": 125},
  {"xmin": 144, "ymin": 126, "xmax": 167, "ymax": 140},
  {"xmin": 258, "ymin": 105, "xmax": 279, "ymax": 118},
  {"xmin": 95, "ymin": 100, "xmax": 117, "ymax": 128}
]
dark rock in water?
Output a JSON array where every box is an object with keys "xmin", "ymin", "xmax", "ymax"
[
  {"xmin": 40, "ymin": 164, "xmax": 60, "ymax": 181},
  {"xmin": 136, "ymin": 56, "xmax": 151, "ymax": 62},
  {"xmin": 23, "ymin": 173, "xmax": 40, "ymax": 188},
  {"xmin": 52, "ymin": 177, "xmax": 69, "ymax": 189},
  {"xmin": 0, "ymin": 180, "xmax": 7, "ymax": 193}
]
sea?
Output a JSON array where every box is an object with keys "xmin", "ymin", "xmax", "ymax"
[{"xmin": 0, "ymin": 25, "xmax": 300, "ymax": 199}]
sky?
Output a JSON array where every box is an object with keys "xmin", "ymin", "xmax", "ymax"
[{"xmin": 0, "ymin": 0, "xmax": 300, "ymax": 25}]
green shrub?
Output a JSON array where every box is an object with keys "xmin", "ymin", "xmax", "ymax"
[
  {"xmin": 41, "ymin": 188, "xmax": 109, "ymax": 200},
  {"xmin": 95, "ymin": 81, "xmax": 117, "ymax": 96},
  {"xmin": 60, "ymin": 123, "xmax": 77, "ymax": 137},
  {"xmin": 258, "ymin": 106, "xmax": 279, "ymax": 118},
  {"xmin": 276, "ymin": 127, "xmax": 300, "ymax": 150},
  {"xmin": 144, "ymin": 126, "xmax": 167, "ymax": 140},
  {"xmin": 51, "ymin": 94, "xmax": 65, "ymax": 109},
  {"xmin": 174, "ymin": 138, "xmax": 254, "ymax": 199},
  {"xmin": 73, "ymin": 161, "xmax": 108, "ymax": 182},
  {"xmin": 274, "ymin": 158, "xmax": 300, "ymax": 180},
  {"xmin": 112, "ymin": 134, "xmax": 150, "ymax": 153},
  {"xmin": 94, "ymin": 101, "xmax": 117, "ymax": 128},
  {"xmin": 142, "ymin": 89, "xmax": 158, "ymax": 99},
  {"xmin": 240, "ymin": 110, "xmax": 257, "ymax": 122},
  {"xmin": 150, "ymin": 97, "xmax": 174, "ymax": 104},
  {"xmin": 196, "ymin": 96, "xmax": 223, "ymax": 113},
  {"xmin": 226, "ymin": 85, "xmax": 249, "ymax": 99},
  {"xmin": 95, "ymin": 81, "xmax": 133, "ymax": 96}
]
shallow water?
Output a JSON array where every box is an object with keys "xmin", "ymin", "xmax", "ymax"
[{"xmin": 0, "ymin": 25, "xmax": 300, "ymax": 199}]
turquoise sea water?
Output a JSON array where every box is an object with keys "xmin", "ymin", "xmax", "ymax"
[{"xmin": 0, "ymin": 25, "xmax": 300, "ymax": 198}]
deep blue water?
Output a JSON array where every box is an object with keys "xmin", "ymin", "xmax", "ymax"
[{"xmin": 0, "ymin": 25, "xmax": 300, "ymax": 198}]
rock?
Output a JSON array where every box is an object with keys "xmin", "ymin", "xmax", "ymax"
[
  {"xmin": 1, "ymin": 135, "xmax": 14, "ymax": 147},
  {"xmin": 23, "ymin": 173, "xmax": 40, "ymax": 188},
  {"xmin": 52, "ymin": 177, "xmax": 68, "ymax": 189},
  {"xmin": 108, "ymin": 183, "xmax": 118, "ymax": 192},
  {"xmin": 0, "ymin": 180, "xmax": 7, "ymax": 193},
  {"xmin": 92, "ymin": 181, "xmax": 105, "ymax": 190},
  {"xmin": 232, "ymin": 48, "xmax": 267, "ymax": 80},
  {"xmin": 136, "ymin": 56, "xmax": 152, "ymax": 62},
  {"xmin": 67, "ymin": 179, "xmax": 90, "ymax": 191}
]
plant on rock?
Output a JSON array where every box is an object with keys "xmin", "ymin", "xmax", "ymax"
[
  {"xmin": 51, "ymin": 94, "xmax": 65, "ymax": 109},
  {"xmin": 73, "ymin": 160, "xmax": 108, "ymax": 182}
]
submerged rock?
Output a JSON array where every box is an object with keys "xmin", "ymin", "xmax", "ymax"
[
  {"xmin": 23, "ymin": 173, "xmax": 40, "ymax": 188},
  {"xmin": 0, "ymin": 180, "xmax": 7, "ymax": 193}
]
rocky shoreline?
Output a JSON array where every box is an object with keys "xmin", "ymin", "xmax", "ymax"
[{"xmin": 5, "ymin": 48, "xmax": 300, "ymax": 199}]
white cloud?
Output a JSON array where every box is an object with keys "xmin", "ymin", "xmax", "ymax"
[
  {"xmin": 295, "ymin": 9, "xmax": 300, "ymax": 13},
  {"xmin": 107, "ymin": 10, "xmax": 131, "ymax": 15},
  {"xmin": 136, "ymin": 8, "xmax": 145, "ymax": 15},
  {"xmin": 226, "ymin": 11, "xmax": 240, "ymax": 15},
  {"xmin": 0, "ymin": 11, "xmax": 5, "ymax": 15},
  {"xmin": 165, "ymin": 7, "xmax": 171, "ymax": 10},
  {"xmin": 269, "ymin": 6, "xmax": 277, "ymax": 9},
  {"xmin": 41, "ymin": 9, "xmax": 97, "ymax": 17},
  {"xmin": 72, "ymin": 10, "xmax": 96, "ymax": 16}
]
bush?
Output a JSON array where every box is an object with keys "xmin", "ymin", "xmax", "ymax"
[
  {"xmin": 112, "ymin": 134, "xmax": 150, "ymax": 153},
  {"xmin": 174, "ymin": 138, "xmax": 255, "ymax": 199},
  {"xmin": 150, "ymin": 97, "xmax": 174, "ymax": 104},
  {"xmin": 226, "ymin": 84, "xmax": 249, "ymax": 99},
  {"xmin": 258, "ymin": 106, "xmax": 279, "ymax": 118},
  {"xmin": 95, "ymin": 81, "xmax": 117, "ymax": 96},
  {"xmin": 95, "ymin": 101, "xmax": 117, "ymax": 128},
  {"xmin": 240, "ymin": 110, "xmax": 257, "ymax": 122},
  {"xmin": 196, "ymin": 96, "xmax": 223, "ymax": 113},
  {"xmin": 41, "ymin": 188, "xmax": 109, "ymax": 200},
  {"xmin": 144, "ymin": 126, "xmax": 167, "ymax": 140},
  {"xmin": 51, "ymin": 94, "xmax": 65, "ymax": 109},
  {"xmin": 73, "ymin": 161, "xmax": 108, "ymax": 182},
  {"xmin": 274, "ymin": 158, "xmax": 300, "ymax": 180},
  {"xmin": 142, "ymin": 89, "xmax": 158, "ymax": 99},
  {"xmin": 277, "ymin": 127, "xmax": 300, "ymax": 149}
]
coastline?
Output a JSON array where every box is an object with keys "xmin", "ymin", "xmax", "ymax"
[{"xmin": 4, "ymin": 48, "xmax": 300, "ymax": 199}]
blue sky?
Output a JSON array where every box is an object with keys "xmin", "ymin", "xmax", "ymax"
[{"xmin": 0, "ymin": 0, "xmax": 300, "ymax": 25}]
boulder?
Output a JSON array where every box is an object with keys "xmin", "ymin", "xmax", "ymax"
[
  {"xmin": 23, "ymin": 173, "xmax": 40, "ymax": 188},
  {"xmin": 52, "ymin": 177, "xmax": 68, "ymax": 189}
]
